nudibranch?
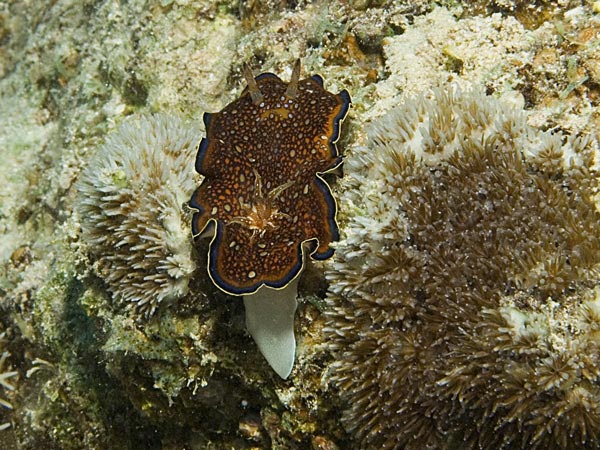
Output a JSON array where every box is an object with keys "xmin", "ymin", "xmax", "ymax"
[{"xmin": 189, "ymin": 60, "xmax": 351, "ymax": 378}]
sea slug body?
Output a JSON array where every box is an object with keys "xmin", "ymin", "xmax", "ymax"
[
  {"xmin": 190, "ymin": 61, "xmax": 350, "ymax": 378},
  {"xmin": 190, "ymin": 61, "xmax": 351, "ymax": 295}
]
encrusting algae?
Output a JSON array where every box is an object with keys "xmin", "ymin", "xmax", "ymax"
[{"xmin": 325, "ymin": 86, "xmax": 600, "ymax": 450}]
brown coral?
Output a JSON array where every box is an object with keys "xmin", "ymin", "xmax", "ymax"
[{"xmin": 325, "ymin": 86, "xmax": 600, "ymax": 450}]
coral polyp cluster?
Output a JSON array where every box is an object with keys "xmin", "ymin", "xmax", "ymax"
[
  {"xmin": 77, "ymin": 114, "xmax": 200, "ymax": 317},
  {"xmin": 325, "ymin": 87, "xmax": 600, "ymax": 450},
  {"xmin": 0, "ymin": 332, "xmax": 17, "ymax": 432}
]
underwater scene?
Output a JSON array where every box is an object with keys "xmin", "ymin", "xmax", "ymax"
[{"xmin": 0, "ymin": 0, "xmax": 599, "ymax": 449}]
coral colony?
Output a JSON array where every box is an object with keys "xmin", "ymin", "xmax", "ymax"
[
  {"xmin": 325, "ymin": 86, "xmax": 600, "ymax": 450},
  {"xmin": 190, "ymin": 61, "xmax": 350, "ymax": 378},
  {"xmin": 77, "ymin": 114, "xmax": 200, "ymax": 318}
]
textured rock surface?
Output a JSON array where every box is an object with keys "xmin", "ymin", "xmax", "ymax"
[{"xmin": 0, "ymin": 0, "xmax": 598, "ymax": 448}]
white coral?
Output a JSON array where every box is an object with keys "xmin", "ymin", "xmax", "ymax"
[
  {"xmin": 77, "ymin": 114, "xmax": 201, "ymax": 317},
  {"xmin": 0, "ymin": 334, "xmax": 17, "ymax": 431}
]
